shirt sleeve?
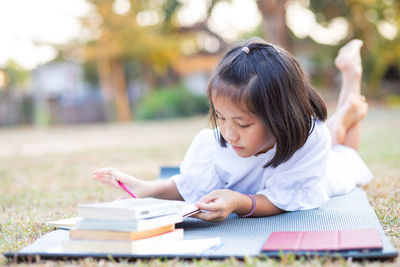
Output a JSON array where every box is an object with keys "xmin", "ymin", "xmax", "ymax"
[
  {"xmin": 171, "ymin": 129, "xmax": 223, "ymax": 203},
  {"xmin": 257, "ymin": 121, "xmax": 331, "ymax": 211}
]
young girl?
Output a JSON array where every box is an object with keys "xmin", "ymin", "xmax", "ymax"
[{"xmin": 94, "ymin": 38, "xmax": 372, "ymax": 222}]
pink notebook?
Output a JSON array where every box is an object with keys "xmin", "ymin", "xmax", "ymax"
[{"xmin": 262, "ymin": 228, "xmax": 382, "ymax": 251}]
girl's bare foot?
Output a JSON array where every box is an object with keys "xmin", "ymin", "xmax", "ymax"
[
  {"xmin": 327, "ymin": 94, "xmax": 368, "ymax": 145},
  {"xmin": 335, "ymin": 39, "xmax": 363, "ymax": 78},
  {"xmin": 335, "ymin": 39, "xmax": 363, "ymax": 108}
]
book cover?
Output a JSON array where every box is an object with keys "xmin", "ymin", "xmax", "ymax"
[
  {"xmin": 62, "ymin": 229, "xmax": 184, "ymax": 254},
  {"xmin": 262, "ymin": 228, "xmax": 382, "ymax": 251},
  {"xmin": 69, "ymin": 224, "xmax": 175, "ymax": 241},
  {"xmin": 76, "ymin": 213, "xmax": 183, "ymax": 232},
  {"xmin": 78, "ymin": 198, "xmax": 181, "ymax": 220}
]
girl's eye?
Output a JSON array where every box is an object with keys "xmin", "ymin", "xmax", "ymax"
[
  {"xmin": 217, "ymin": 116, "xmax": 225, "ymax": 121},
  {"xmin": 238, "ymin": 124, "xmax": 251, "ymax": 128}
]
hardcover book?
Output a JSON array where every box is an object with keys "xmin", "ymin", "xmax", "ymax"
[{"xmin": 262, "ymin": 228, "xmax": 382, "ymax": 251}]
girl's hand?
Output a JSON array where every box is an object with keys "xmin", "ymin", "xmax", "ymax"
[
  {"xmin": 193, "ymin": 189, "xmax": 239, "ymax": 222},
  {"xmin": 93, "ymin": 167, "xmax": 147, "ymax": 197},
  {"xmin": 93, "ymin": 167, "xmax": 132, "ymax": 187}
]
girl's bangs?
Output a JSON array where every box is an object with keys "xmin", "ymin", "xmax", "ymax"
[{"xmin": 209, "ymin": 77, "xmax": 253, "ymax": 113}]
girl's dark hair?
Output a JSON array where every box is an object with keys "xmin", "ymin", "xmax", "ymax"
[{"xmin": 207, "ymin": 37, "xmax": 327, "ymax": 168}]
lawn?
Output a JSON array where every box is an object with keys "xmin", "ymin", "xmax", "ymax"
[{"xmin": 0, "ymin": 105, "xmax": 399, "ymax": 266}]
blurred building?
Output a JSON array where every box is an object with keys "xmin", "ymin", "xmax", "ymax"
[
  {"xmin": 32, "ymin": 60, "xmax": 106, "ymax": 125},
  {"xmin": 173, "ymin": 53, "xmax": 221, "ymax": 96}
]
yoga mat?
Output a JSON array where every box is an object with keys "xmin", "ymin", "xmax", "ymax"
[{"xmin": 4, "ymin": 187, "xmax": 398, "ymax": 261}]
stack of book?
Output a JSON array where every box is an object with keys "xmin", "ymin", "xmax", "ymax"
[{"xmin": 62, "ymin": 198, "xmax": 220, "ymax": 255}]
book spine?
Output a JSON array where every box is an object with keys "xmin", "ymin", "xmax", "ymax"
[
  {"xmin": 76, "ymin": 214, "xmax": 183, "ymax": 232},
  {"xmin": 69, "ymin": 224, "xmax": 175, "ymax": 241},
  {"xmin": 62, "ymin": 229, "xmax": 184, "ymax": 254}
]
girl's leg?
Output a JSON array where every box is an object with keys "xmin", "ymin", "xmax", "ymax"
[
  {"xmin": 334, "ymin": 40, "xmax": 363, "ymax": 108},
  {"xmin": 326, "ymin": 40, "xmax": 367, "ymax": 151}
]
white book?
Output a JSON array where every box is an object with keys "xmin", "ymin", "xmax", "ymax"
[
  {"xmin": 76, "ymin": 213, "xmax": 183, "ymax": 232},
  {"xmin": 62, "ymin": 229, "xmax": 184, "ymax": 254},
  {"xmin": 46, "ymin": 199, "xmax": 200, "ymax": 230},
  {"xmin": 78, "ymin": 198, "xmax": 181, "ymax": 220}
]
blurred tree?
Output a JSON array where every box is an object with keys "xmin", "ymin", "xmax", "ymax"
[
  {"xmin": 1, "ymin": 60, "xmax": 30, "ymax": 93},
  {"xmin": 257, "ymin": 0, "xmax": 290, "ymax": 50},
  {"xmin": 307, "ymin": 0, "xmax": 400, "ymax": 97},
  {"xmin": 82, "ymin": 0, "xmax": 184, "ymax": 121}
]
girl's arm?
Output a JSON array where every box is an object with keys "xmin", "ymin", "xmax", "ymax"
[
  {"xmin": 93, "ymin": 167, "xmax": 183, "ymax": 200},
  {"xmin": 193, "ymin": 189, "xmax": 283, "ymax": 222}
]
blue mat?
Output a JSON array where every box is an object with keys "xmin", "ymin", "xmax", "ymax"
[{"xmin": 3, "ymin": 187, "xmax": 398, "ymax": 261}]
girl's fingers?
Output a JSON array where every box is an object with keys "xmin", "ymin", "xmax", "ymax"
[
  {"xmin": 93, "ymin": 168, "xmax": 134, "ymax": 188},
  {"xmin": 195, "ymin": 201, "xmax": 219, "ymax": 212},
  {"xmin": 93, "ymin": 173, "xmax": 120, "ymax": 187},
  {"xmin": 192, "ymin": 211, "xmax": 212, "ymax": 221},
  {"xmin": 192, "ymin": 210, "xmax": 224, "ymax": 222},
  {"xmin": 93, "ymin": 167, "xmax": 117, "ymax": 175},
  {"xmin": 197, "ymin": 193, "xmax": 217, "ymax": 204}
]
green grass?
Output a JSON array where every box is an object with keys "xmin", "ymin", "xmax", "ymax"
[{"xmin": 0, "ymin": 107, "xmax": 399, "ymax": 266}]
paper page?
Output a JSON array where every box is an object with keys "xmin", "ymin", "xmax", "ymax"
[{"xmin": 46, "ymin": 217, "xmax": 83, "ymax": 229}]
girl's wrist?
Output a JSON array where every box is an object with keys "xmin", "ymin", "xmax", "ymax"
[
  {"xmin": 233, "ymin": 192, "xmax": 256, "ymax": 217},
  {"xmin": 239, "ymin": 194, "xmax": 256, "ymax": 217}
]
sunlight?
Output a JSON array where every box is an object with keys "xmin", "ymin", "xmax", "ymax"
[
  {"xmin": 177, "ymin": 0, "xmax": 209, "ymax": 27},
  {"xmin": 137, "ymin": 10, "xmax": 161, "ymax": 27},
  {"xmin": 377, "ymin": 20, "xmax": 398, "ymax": 40},
  {"xmin": 208, "ymin": 0, "xmax": 261, "ymax": 42},
  {"xmin": 286, "ymin": 0, "xmax": 349, "ymax": 45},
  {"xmin": 0, "ymin": 0, "xmax": 91, "ymax": 69},
  {"xmin": 113, "ymin": 0, "xmax": 131, "ymax": 15}
]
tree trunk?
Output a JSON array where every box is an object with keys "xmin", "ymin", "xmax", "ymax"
[
  {"xmin": 140, "ymin": 63, "xmax": 157, "ymax": 91},
  {"xmin": 98, "ymin": 59, "xmax": 132, "ymax": 122},
  {"xmin": 97, "ymin": 60, "xmax": 116, "ymax": 122},
  {"xmin": 111, "ymin": 60, "xmax": 132, "ymax": 121},
  {"xmin": 257, "ymin": 0, "xmax": 290, "ymax": 50}
]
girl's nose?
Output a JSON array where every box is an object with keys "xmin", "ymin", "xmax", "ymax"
[{"xmin": 225, "ymin": 126, "xmax": 239, "ymax": 143}]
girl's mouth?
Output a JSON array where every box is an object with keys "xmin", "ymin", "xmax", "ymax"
[{"xmin": 232, "ymin": 145, "xmax": 244, "ymax": 151}]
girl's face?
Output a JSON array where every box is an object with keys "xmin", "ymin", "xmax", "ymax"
[{"xmin": 213, "ymin": 96, "xmax": 275, "ymax": 158}]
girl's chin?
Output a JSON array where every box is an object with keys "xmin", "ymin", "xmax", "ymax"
[{"xmin": 234, "ymin": 150, "xmax": 253, "ymax": 158}]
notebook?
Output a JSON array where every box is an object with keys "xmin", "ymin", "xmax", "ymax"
[{"xmin": 262, "ymin": 228, "xmax": 382, "ymax": 251}]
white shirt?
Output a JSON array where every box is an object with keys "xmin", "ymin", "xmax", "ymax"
[{"xmin": 171, "ymin": 120, "xmax": 372, "ymax": 211}]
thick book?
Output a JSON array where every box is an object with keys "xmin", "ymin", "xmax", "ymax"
[
  {"xmin": 262, "ymin": 228, "xmax": 382, "ymax": 251},
  {"xmin": 70, "ymin": 224, "xmax": 175, "ymax": 241},
  {"xmin": 75, "ymin": 213, "xmax": 183, "ymax": 232},
  {"xmin": 62, "ymin": 229, "xmax": 184, "ymax": 254}
]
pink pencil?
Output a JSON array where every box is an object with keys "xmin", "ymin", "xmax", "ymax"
[{"xmin": 117, "ymin": 181, "xmax": 137, "ymax": 198}]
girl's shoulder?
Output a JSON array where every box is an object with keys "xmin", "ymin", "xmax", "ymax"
[
  {"xmin": 191, "ymin": 128, "xmax": 216, "ymax": 146},
  {"xmin": 188, "ymin": 128, "xmax": 221, "ymax": 153},
  {"xmin": 297, "ymin": 120, "xmax": 331, "ymax": 155},
  {"xmin": 309, "ymin": 119, "xmax": 331, "ymax": 144}
]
